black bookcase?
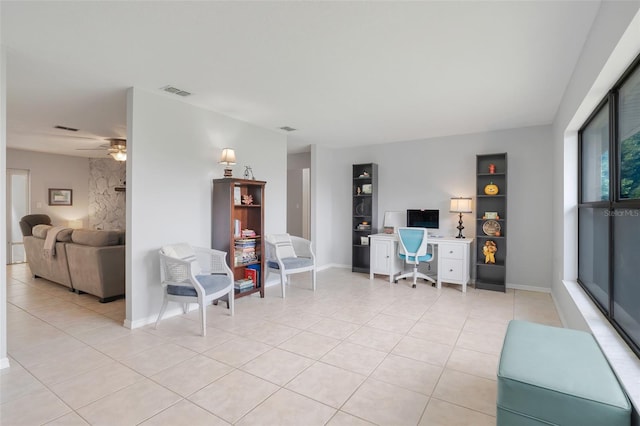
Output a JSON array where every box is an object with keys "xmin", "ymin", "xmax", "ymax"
[
  {"xmin": 352, "ymin": 163, "xmax": 378, "ymax": 273},
  {"xmin": 475, "ymin": 153, "xmax": 507, "ymax": 292}
]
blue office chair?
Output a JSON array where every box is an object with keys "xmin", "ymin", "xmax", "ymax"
[{"xmin": 395, "ymin": 227, "xmax": 436, "ymax": 288}]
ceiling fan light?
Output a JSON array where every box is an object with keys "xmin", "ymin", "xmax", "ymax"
[{"xmin": 111, "ymin": 151, "xmax": 127, "ymax": 161}]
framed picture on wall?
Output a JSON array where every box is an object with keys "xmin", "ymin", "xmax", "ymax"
[{"xmin": 48, "ymin": 188, "xmax": 72, "ymax": 206}]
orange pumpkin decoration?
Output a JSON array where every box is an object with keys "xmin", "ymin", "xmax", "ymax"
[{"xmin": 484, "ymin": 182, "xmax": 499, "ymax": 195}]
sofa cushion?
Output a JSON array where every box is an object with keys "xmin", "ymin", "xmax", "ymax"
[
  {"xmin": 71, "ymin": 229, "xmax": 121, "ymax": 247},
  {"xmin": 32, "ymin": 224, "xmax": 52, "ymax": 239},
  {"xmin": 56, "ymin": 228, "xmax": 74, "ymax": 242}
]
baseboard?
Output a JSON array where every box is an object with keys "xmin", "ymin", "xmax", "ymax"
[
  {"xmin": 0, "ymin": 357, "xmax": 10, "ymax": 370},
  {"xmin": 505, "ymin": 283, "xmax": 552, "ymax": 293},
  {"xmin": 550, "ymin": 289, "xmax": 570, "ymax": 328},
  {"xmin": 318, "ymin": 263, "xmax": 350, "ymax": 271},
  {"xmin": 123, "ymin": 305, "xmax": 196, "ymax": 330}
]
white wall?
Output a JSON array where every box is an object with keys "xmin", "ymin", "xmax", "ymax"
[
  {"xmin": 126, "ymin": 88, "xmax": 287, "ymax": 327},
  {"xmin": 1, "ymin": 43, "xmax": 9, "ymax": 369},
  {"xmin": 6, "ymin": 149, "xmax": 90, "ymax": 227},
  {"xmin": 311, "ymin": 144, "xmax": 348, "ymax": 268},
  {"xmin": 313, "ymin": 125, "xmax": 554, "ymax": 290},
  {"xmin": 551, "ymin": 1, "xmax": 640, "ymax": 329}
]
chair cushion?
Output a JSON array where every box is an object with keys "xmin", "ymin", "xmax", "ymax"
[
  {"xmin": 167, "ymin": 274, "xmax": 230, "ymax": 297},
  {"xmin": 268, "ymin": 257, "xmax": 313, "ymax": 270}
]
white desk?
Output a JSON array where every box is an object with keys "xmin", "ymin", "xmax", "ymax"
[{"xmin": 368, "ymin": 233, "xmax": 473, "ymax": 292}]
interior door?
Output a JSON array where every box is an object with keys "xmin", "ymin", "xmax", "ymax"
[{"xmin": 6, "ymin": 169, "xmax": 30, "ymax": 264}]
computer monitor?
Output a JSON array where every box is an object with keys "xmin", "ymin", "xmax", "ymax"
[{"xmin": 406, "ymin": 209, "xmax": 439, "ymax": 229}]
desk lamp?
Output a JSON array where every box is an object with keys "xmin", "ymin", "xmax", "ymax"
[
  {"xmin": 219, "ymin": 148, "xmax": 236, "ymax": 177},
  {"xmin": 450, "ymin": 197, "xmax": 472, "ymax": 238},
  {"xmin": 383, "ymin": 211, "xmax": 405, "ymax": 234}
]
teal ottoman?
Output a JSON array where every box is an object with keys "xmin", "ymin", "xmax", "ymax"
[{"xmin": 497, "ymin": 320, "xmax": 631, "ymax": 426}]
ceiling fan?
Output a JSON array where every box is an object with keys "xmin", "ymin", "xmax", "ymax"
[{"xmin": 76, "ymin": 138, "xmax": 127, "ymax": 161}]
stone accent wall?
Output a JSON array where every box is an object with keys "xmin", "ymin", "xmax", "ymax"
[{"xmin": 88, "ymin": 158, "xmax": 125, "ymax": 230}]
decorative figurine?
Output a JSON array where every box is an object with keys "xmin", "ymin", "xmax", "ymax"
[
  {"xmin": 357, "ymin": 186, "xmax": 361, "ymax": 195},
  {"xmin": 488, "ymin": 163, "xmax": 496, "ymax": 174},
  {"xmin": 243, "ymin": 166, "xmax": 255, "ymax": 180},
  {"xmin": 483, "ymin": 240, "xmax": 497, "ymax": 264},
  {"xmin": 484, "ymin": 182, "xmax": 499, "ymax": 195}
]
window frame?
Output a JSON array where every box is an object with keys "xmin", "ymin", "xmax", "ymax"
[{"xmin": 578, "ymin": 52, "xmax": 640, "ymax": 358}]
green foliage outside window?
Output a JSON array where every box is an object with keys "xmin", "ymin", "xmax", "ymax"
[{"xmin": 620, "ymin": 132, "xmax": 640, "ymax": 199}]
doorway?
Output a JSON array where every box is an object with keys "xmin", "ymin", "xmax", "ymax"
[
  {"xmin": 287, "ymin": 167, "xmax": 311, "ymax": 239},
  {"xmin": 5, "ymin": 169, "xmax": 29, "ymax": 264}
]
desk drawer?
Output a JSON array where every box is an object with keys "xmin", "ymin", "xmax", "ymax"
[
  {"xmin": 440, "ymin": 244, "xmax": 464, "ymax": 260},
  {"xmin": 440, "ymin": 259, "xmax": 464, "ymax": 282}
]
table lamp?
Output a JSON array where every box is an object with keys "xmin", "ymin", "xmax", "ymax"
[
  {"xmin": 383, "ymin": 211, "xmax": 405, "ymax": 234},
  {"xmin": 450, "ymin": 197, "xmax": 472, "ymax": 238},
  {"xmin": 219, "ymin": 148, "xmax": 236, "ymax": 177}
]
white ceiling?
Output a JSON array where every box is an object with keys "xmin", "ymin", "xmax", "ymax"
[{"xmin": 2, "ymin": 1, "xmax": 601, "ymax": 157}]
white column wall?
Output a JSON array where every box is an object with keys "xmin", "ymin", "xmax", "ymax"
[
  {"xmin": 125, "ymin": 87, "xmax": 287, "ymax": 328},
  {"xmin": 1, "ymin": 43, "xmax": 9, "ymax": 369}
]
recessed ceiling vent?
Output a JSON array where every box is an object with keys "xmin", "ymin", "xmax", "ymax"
[
  {"xmin": 279, "ymin": 126, "xmax": 297, "ymax": 132},
  {"xmin": 54, "ymin": 125, "xmax": 79, "ymax": 132},
  {"xmin": 160, "ymin": 85, "xmax": 192, "ymax": 97}
]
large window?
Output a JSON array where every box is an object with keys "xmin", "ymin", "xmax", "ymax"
[{"xmin": 579, "ymin": 54, "xmax": 640, "ymax": 357}]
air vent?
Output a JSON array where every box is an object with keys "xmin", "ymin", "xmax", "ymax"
[
  {"xmin": 160, "ymin": 85, "xmax": 192, "ymax": 97},
  {"xmin": 54, "ymin": 125, "xmax": 79, "ymax": 132},
  {"xmin": 279, "ymin": 126, "xmax": 297, "ymax": 132}
]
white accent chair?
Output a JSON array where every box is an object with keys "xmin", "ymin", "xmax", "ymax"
[
  {"xmin": 395, "ymin": 227, "xmax": 436, "ymax": 288},
  {"xmin": 157, "ymin": 243, "xmax": 234, "ymax": 336},
  {"xmin": 265, "ymin": 234, "xmax": 316, "ymax": 298}
]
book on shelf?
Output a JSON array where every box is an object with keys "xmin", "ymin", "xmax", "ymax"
[
  {"xmin": 235, "ymin": 238, "xmax": 256, "ymax": 247},
  {"xmin": 234, "ymin": 278, "xmax": 254, "ymax": 290},
  {"xmin": 244, "ymin": 268, "xmax": 257, "ymax": 285},
  {"xmin": 241, "ymin": 229, "xmax": 256, "ymax": 238}
]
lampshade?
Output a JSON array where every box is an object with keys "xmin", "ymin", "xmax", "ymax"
[
  {"xmin": 450, "ymin": 197, "xmax": 472, "ymax": 213},
  {"xmin": 383, "ymin": 211, "xmax": 405, "ymax": 233},
  {"xmin": 219, "ymin": 148, "xmax": 237, "ymax": 165},
  {"xmin": 219, "ymin": 148, "xmax": 236, "ymax": 177}
]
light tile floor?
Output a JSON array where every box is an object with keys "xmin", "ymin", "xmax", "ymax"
[{"xmin": 2, "ymin": 263, "xmax": 562, "ymax": 425}]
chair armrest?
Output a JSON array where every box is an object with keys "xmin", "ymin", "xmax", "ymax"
[
  {"xmin": 193, "ymin": 246, "xmax": 233, "ymax": 276},
  {"xmin": 290, "ymin": 236, "xmax": 315, "ymax": 260},
  {"xmin": 265, "ymin": 240, "xmax": 277, "ymax": 261},
  {"xmin": 159, "ymin": 253, "xmax": 194, "ymax": 285}
]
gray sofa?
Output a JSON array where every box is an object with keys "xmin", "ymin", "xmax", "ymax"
[{"xmin": 20, "ymin": 215, "xmax": 125, "ymax": 303}]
